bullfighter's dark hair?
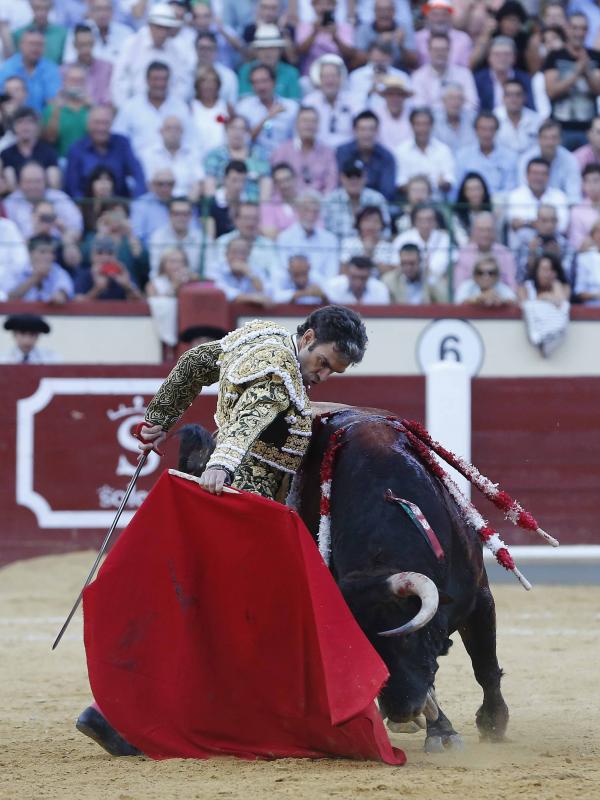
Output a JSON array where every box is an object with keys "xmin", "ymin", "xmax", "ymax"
[{"xmin": 297, "ymin": 306, "xmax": 368, "ymax": 365}]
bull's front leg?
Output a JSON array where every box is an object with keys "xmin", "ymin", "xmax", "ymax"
[{"xmin": 458, "ymin": 580, "xmax": 509, "ymax": 742}]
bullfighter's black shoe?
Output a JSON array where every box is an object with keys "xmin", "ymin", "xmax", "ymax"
[{"xmin": 76, "ymin": 705, "xmax": 143, "ymax": 756}]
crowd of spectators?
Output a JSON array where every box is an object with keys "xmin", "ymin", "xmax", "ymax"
[{"xmin": 1, "ymin": 0, "xmax": 600, "ymax": 321}]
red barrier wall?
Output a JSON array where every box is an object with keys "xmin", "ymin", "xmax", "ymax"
[{"xmin": 1, "ymin": 367, "xmax": 598, "ymax": 567}]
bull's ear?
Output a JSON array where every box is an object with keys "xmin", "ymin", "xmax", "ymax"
[{"xmin": 438, "ymin": 591, "xmax": 454, "ymax": 605}]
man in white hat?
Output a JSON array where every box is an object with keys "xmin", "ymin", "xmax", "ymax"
[
  {"xmin": 368, "ymin": 73, "xmax": 414, "ymax": 152},
  {"xmin": 111, "ymin": 3, "xmax": 192, "ymax": 106},
  {"xmin": 238, "ymin": 24, "xmax": 301, "ymax": 100},
  {"xmin": 303, "ymin": 54, "xmax": 359, "ymax": 149}
]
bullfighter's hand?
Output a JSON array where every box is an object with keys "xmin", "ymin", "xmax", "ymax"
[
  {"xmin": 136, "ymin": 424, "xmax": 167, "ymax": 455},
  {"xmin": 199, "ymin": 468, "xmax": 229, "ymax": 495}
]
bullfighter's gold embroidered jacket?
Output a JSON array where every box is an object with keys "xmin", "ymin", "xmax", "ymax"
[{"xmin": 145, "ymin": 320, "xmax": 313, "ymax": 480}]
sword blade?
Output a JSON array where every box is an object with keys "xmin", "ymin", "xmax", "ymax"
[{"xmin": 51, "ymin": 452, "xmax": 149, "ymax": 650}]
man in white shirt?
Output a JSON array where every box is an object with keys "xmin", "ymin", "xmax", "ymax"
[
  {"xmin": 368, "ymin": 73, "xmax": 413, "ymax": 153},
  {"xmin": 111, "ymin": 4, "xmax": 191, "ymax": 107},
  {"xmin": 394, "ymin": 107, "xmax": 455, "ymax": 198},
  {"xmin": 272, "ymin": 253, "xmax": 330, "ymax": 304},
  {"xmin": 303, "ymin": 54, "xmax": 358, "ymax": 149},
  {"xmin": 112, "ymin": 61, "xmax": 192, "ymax": 156},
  {"xmin": 277, "ymin": 190, "xmax": 339, "ymax": 282},
  {"xmin": 0, "ymin": 216, "xmax": 30, "ymax": 297},
  {"xmin": 237, "ymin": 63, "xmax": 298, "ymax": 159},
  {"xmin": 347, "ymin": 39, "xmax": 410, "ymax": 109},
  {"xmin": 0, "ymin": 313, "xmax": 58, "ymax": 364},
  {"xmin": 148, "ymin": 196, "xmax": 203, "ymax": 277},
  {"xmin": 495, "ymin": 79, "xmax": 540, "ymax": 156},
  {"xmin": 411, "ymin": 31, "xmax": 478, "ymax": 111},
  {"xmin": 326, "ymin": 254, "xmax": 391, "ymax": 304},
  {"xmin": 214, "ymin": 202, "xmax": 280, "ymax": 286},
  {"xmin": 140, "ymin": 116, "xmax": 203, "ymax": 201},
  {"xmin": 507, "ymin": 157, "xmax": 570, "ymax": 250},
  {"xmin": 62, "ymin": 0, "xmax": 133, "ymax": 64}
]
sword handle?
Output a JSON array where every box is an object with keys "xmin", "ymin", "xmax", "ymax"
[{"xmin": 133, "ymin": 421, "xmax": 164, "ymax": 456}]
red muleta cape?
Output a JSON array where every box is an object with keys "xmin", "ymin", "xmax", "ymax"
[{"xmin": 83, "ymin": 471, "xmax": 405, "ymax": 764}]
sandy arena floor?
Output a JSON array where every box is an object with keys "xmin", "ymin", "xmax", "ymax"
[{"xmin": 1, "ymin": 551, "xmax": 599, "ymax": 800}]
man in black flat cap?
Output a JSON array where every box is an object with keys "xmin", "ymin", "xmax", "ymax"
[{"xmin": 1, "ymin": 313, "xmax": 59, "ymax": 363}]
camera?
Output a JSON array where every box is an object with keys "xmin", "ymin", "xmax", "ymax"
[{"xmin": 322, "ymin": 10, "xmax": 334, "ymax": 25}]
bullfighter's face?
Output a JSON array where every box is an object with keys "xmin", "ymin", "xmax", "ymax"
[{"xmin": 297, "ymin": 329, "xmax": 350, "ymax": 388}]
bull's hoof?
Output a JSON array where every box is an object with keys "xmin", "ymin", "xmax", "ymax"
[
  {"xmin": 387, "ymin": 720, "xmax": 422, "ymax": 734},
  {"xmin": 476, "ymin": 701, "xmax": 509, "ymax": 742},
  {"xmin": 76, "ymin": 706, "xmax": 143, "ymax": 757},
  {"xmin": 424, "ymin": 733, "xmax": 464, "ymax": 753}
]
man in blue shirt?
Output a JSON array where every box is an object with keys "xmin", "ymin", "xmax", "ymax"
[
  {"xmin": 336, "ymin": 110, "xmax": 397, "ymax": 202},
  {"xmin": 64, "ymin": 105, "xmax": 146, "ymax": 199},
  {"xmin": 0, "ymin": 29, "xmax": 61, "ymax": 113},
  {"xmin": 455, "ymin": 111, "xmax": 518, "ymax": 198}
]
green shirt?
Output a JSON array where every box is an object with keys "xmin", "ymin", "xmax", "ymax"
[
  {"xmin": 14, "ymin": 24, "xmax": 68, "ymax": 64},
  {"xmin": 238, "ymin": 60, "xmax": 301, "ymax": 101},
  {"xmin": 42, "ymin": 104, "xmax": 89, "ymax": 157}
]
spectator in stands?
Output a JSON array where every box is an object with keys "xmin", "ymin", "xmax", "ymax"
[
  {"xmin": 0, "ymin": 313, "xmax": 57, "ymax": 363},
  {"xmin": 214, "ymin": 236, "xmax": 271, "ymax": 306},
  {"xmin": 74, "ymin": 235, "xmax": 144, "ymax": 301},
  {"xmin": 84, "ymin": 199, "xmax": 148, "ymax": 288},
  {"xmin": 0, "ymin": 106, "xmax": 59, "ymax": 190},
  {"xmin": 195, "ymin": 32, "xmax": 238, "ymax": 106},
  {"xmin": 303, "ymin": 54, "xmax": 356, "ymax": 149},
  {"xmin": 326, "ymin": 254, "xmax": 390, "ymax": 304},
  {"xmin": 416, "ymin": 0, "xmax": 472, "ymax": 68},
  {"xmin": 215, "ymin": 202, "xmax": 280, "ymax": 287},
  {"xmin": 495, "ymin": 79, "xmax": 540, "ymax": 159},
  {"xmin": 0, "ymin": 215, "xmax": 31, "ymax": 297},
  {"xmin": 394, "ymin": 174, "xmax": 433, "ymax": 234},
  {"xmin": 220, "ymin": 0, "xmax": 256, "ymax": 40},
  {"xmin": 570, "ymin": 164, "xmax": 600, "ymax": 250},
  {"xmin": 238, "ymin": 25, "xmax": 301, "ymax": 101},
  {"xmin": 188, "ymin": 1, "xmax": 243, "ymax": 71},
  {"xmin": 451, "ymin": 171, "xmax": 492, "ymax": 244},
  {"xmin": 544, "ymin": 13, "xmax": 600, "ymax": 151},
  {"xmin": 507, "ymin": 158, "xmax": 570, "ymax": 252},
  {"xmin": 518, "ymin": 251, "xmax": 571, "ymax": 304},
  {"xmin": 336, "ymin": 110, "xmax": 396, "ymax": 202},
  {"xmin": 433, "ymin": 82, "xmax": 477, "ymax": 151},
  {"xmin": 145, "ymin": 248, "xmax": 195, "ymax": 297},
  {"xmin": 295, "ymin": 0, "xmax": 355, "ymax": 75},
  {"xmin": 573, "ymin": 220, "xmax": 600, "ymax": 305},
  {"xmin": 455, "ymin": 255, "xmax": 517, "ymax": 306},
  {"xmin": 149, "ymin": 196, "xmax": 203, "ymax": 277},
  {"xmin": 340, "ymin": 205, "xmax": 396, "ymax": 275},
  {"xmin": 474, "ymin": 36, "xmax": 534, "ymax": 111},
  {"xmin": 0, "ymin": 29, "xmax": 61, "ymax": 113},
  {"xmin": 81, "ymin": 165, "xmax": 115, "ymax": 233},
  {"xmin": 516, "ymin": 204, "xmax": 575, "ymax": 283},
  {"xmin": 65, "ymin": 105, "xmax": 146, "ymax": 199},
  {"xmin": 63, "ymin": 0, "xmax": 133, "ymax": 65},
  {"xmin": 31, "ymin": 199, "xmax": 81, "ymax": 272},
  {"xmin": 130, "ymin": 167, "xmax": 174, "ymax": 243},
  {"xmin": 370, "ymin": 74, "xmax": 413, "ymax": 152},
  {"xmin": 519, "ymin": 119, "xmax": 582, "ymax": 204},
  {"xmin": 5, "ymin": 160, "xmax": 82, "ymax": 238},
  {"xmin": 13, "ymin": 0, "xmax": 67, "ymax": 64},
  {"xmin": 189, "ymin": 67, "xmax": 229, "ymax": 158},
  {"xmin": 454, "ymin": 211, "xmax": 517, "ymax": 291},
  {"xmin": 276, "ymin": 190, "xmax": 338, "ymax": 281},
  {"xmin": 260, "ymin": 162, "xmax": 299, "ymax": 238},
  {"xmin": 6, "ymin": 233, "xmax": 74, "ymax": 303},
  {"xmin": 113, "ymin": 62, "xmax": 192, "ymax": 157},
  {"xmin": 382, "ymin": 242, "xmax": 436, "ymax": 304},
  {"xmin": 237, "ymin": 64, "xmax": 298, "ymax": 159},
  {"xmin": 272, "ymin": 253, "xmax": 330, "ymax": 305},
  {"xmin": 110, "ymin": 4, "xmax": 189, "ymax": 107},
  {"xmin": 394, "ymin": 107, "xmax": 455, "ymax": 199},
  {"xmin": 573, "ymin": 116, "xmax": 600, "ymax": 172},
  {"xmin": 206, "ymin": 160, "xmax": 247, "ymax": 240},
  {"xmin": 393, "ymin": 202, "xmax": 453, "ymax": 295},
  {"xmin": 203, "ymin": 115, "xmax": 271, "ymax": 203},
  {"xmin": 0, "ymin": 77, "xmax": 28, "ymax": 150},
  {"xmin": 348, "ymin": 39, "xmax": 409, "ymax": 108},
  {"xmin": 41, "ymin": 65, "xmax": 90, "ymax": 160},
  {"xmin": 322, "ymin": 157, "xmax": 390, "ymax": 239},
  {"xmin": 354, "ymin": 0, "xmax": 418, "ymax": 70},
  {"xmin": 455, "ymin": 111, "xmax": 517, "ymax": 198},
  {"xmin": 412, "ymin": 32, "xmax": 478, "ymax": 111},
  {"xmin": 530, "ymin": 25, "xmax": 564, "ymax": 119},
  {"xmin": 270, "ymin": 106, "xmax": 338, "ymax": 195},
  {"xmin": 242, "ymin": 0, "xmax": 294, "ymax": 53},
  {"xmin": 63, "ymin": 24, "xmax": 112, "ymax": 107},
  {"xmin": 140, "ymin": 116, "xmax": 203, "ymax": 203}
]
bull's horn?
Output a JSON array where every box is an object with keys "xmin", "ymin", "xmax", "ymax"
[{"xmin": 378, "ymin": 572, "xmax": 439, "ymax": 637}]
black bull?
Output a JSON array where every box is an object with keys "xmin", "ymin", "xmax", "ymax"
[{"xmin": 178, "ymin": 408, "xmax": 509, "ymax": 752}]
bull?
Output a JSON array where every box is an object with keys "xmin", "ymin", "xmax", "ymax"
[{"xmin": 178, "ymin": 407, "xmax": 510, "ymax": 752}]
